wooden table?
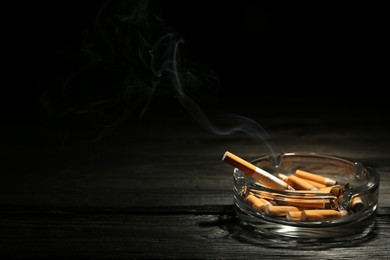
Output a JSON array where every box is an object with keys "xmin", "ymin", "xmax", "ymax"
[{"xmin": 2, "ymin": 99, "xmax": 390, "ymax": 259}]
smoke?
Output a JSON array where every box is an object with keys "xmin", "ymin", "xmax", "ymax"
[
  {"xmin": 154, "ymin": 32, "xmax": 277, "ymax": 157},
  {"xmin": 40, "ymin": 0, "xmax": 277, "ymax": 156}
]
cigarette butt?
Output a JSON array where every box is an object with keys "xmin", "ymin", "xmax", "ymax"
[
  {"xmin": 249, "ymin": 188, "xmax": 337, "ymax": 204},
  {"xmin": 285, "ymin": 189, "xmax": 336, "ymax": 197},
  {"xmin": 287, "ymin": 175, "xmax": 319, "ymax": 191},
  {"xmin": 295, "ymin": 169, "xmax": 337, "ymax": 186},
  {"xmin": 301, "ymin": 209, "xmax": 348, "ymax": 221},
  {"xmin": 286, "ymin": 211, "xmax": 303, "ymax": 221},
  {"xmin": 297, "ymin": 178, "xmax": 327, "ymax": 189},
  {"xmin": 275, "ymin": 197, "xmax": 336, "ymax": 209},
  {"xmin": 277, "ymin": 173, "xmax": 316, "ymax": 191},
  {"xmin": 244, "ymin": 194, "xmax": 271, "ymax": 212},
  {"xmin": 278, "ymin": 173, "xmax": 328, "ymax": 189},
  {"xmin": 351, "ymin": 196, "xmax": 364, "ymax": 213},
  {"xmin": 222, "ymin": 151, "xmax": 294, "ymax": 190},
  {"xmin": 265, "ymin": 204, "xmax": 300, "ymax": 217},
  {"xmin": 248, "ymin": 191, "xmax": 274, "ymax": 201},
  {"xmin": 318, "ymin": 185, "xmax": 342, "ymax": 197}
]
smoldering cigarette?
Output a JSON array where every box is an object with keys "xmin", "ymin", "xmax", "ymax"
[
  {"xmin": 301, "ymin": 209, "xmax": 348, "ymax": 221},
  {"xmin": 244, "ymin": 194, "xmax": 271, "ymax": 212},
  {"xmin": 295, "ymin": 169, "xmax": 337, "ymax": 186},
  {"xmin": 222, "ymin": 151, "xmax": 294, "ymax": 190},
  {"xmin": 265, "ymin": 204, "xmax": 300, "ymax": 217},
  {"xmin": 277, "ymin": 173, "xmax": 318, "ymax": 191}
]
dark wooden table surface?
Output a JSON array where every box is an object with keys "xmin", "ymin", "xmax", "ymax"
[{"xmin": 2, "ymin": 98, "xmax": 390, "ymax": 259}]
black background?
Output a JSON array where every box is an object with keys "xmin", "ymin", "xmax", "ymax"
[{"xmin": 4, "ymin": 1, "xmax": 388, "ymax": 143}]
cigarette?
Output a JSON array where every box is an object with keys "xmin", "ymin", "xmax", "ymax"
[
  {"xmin": 295, "ymin": 169, "xmax": 337, "ymax": 186},
  {"xmin": 351, "ymin": 196, "xmax": 364, "ymax": 213},
  {"xmin": 265, "ymin": 204, "xmax": 300, "ymax": 217},
  {"xmin": 222, "ymin": 151, "xmax": 294, "ymax": 190},
  {"xmin": 296, "ymin": 177, "xmax": 327, "ymax": 189},
  {"xmin": 277, "ymin": 173, "xmax": 318, "ymax": 191},
  {"xmin": 318, "ymin": 185, "xmax": 342, "ymax": 197},
  {"xmin": 248, "ymin": 184, "xmax": 338, "ymax": 208},
  {"xmin": 244, "ymin": 194, "xmax": 271, "ymax": 212},
  {"xmin": 286, "ymin": 211, "xmax": 303, "ymax": 221},
  {"xmin": 285, "ymin": 189, "xmax": 335, "ymax": 196},
  {"xmin": 275, "ymin": 197, "xmax": 337, "ymax": 209},
  {"xmin": 301, "ymin": 209, "xmax": 348, "ymax": 221},
  {"xmin": 248, "ymin": 191, "xmax": 274, "ymax": 201},
  {"xmin": 249, "ymin": 187, "xmax": 336, "ymax": 200}
]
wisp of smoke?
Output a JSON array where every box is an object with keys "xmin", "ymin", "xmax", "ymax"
[{"xmin": 40, "ymin": 0, "xmax": 278, "ymax": 157}]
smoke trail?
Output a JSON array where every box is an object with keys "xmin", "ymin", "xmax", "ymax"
[
  {"xmin": 149, "ymin": 32, "xmax": 278, "ymax": 157},
  {"xmin": 40, "ymin": 0, "xmax": 278, "ymax": 157}
]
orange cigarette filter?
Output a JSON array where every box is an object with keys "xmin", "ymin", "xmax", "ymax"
[
  {"xmin": 301, "ymin": 209, "xmax": 348, "ymax": 221},
  {"xmin": 318, "ymin": 185, "xmax": 342, "ymax": 197},
  {"xmin": 244, "ymin": 194, "xmax": 271, "ymax": 212},
  {"xmin": 278, "ymin": 173, "xmax": 326, "ymax": 189},
  {"xmin": 351, "ymin": 196, "xmax": 363, "ymax": 206},
  {"xmin": 285, "ymin": 189, "xmax": 336, "ymax": 196},
  {"xmin": 275, "ymin": 197, "xmax": 336, "ymax": 209},
  {"xmin": 266, "ymin": 204, "xmax": 300, "ymax": 217},
  {"xmin": 295, "ymin": 169, "xmax": 337, "ymax": 186},
  {"xmin": 222, "ymin": 151, "xmax": 294, "ymax": 190},
  {"xmin": 286, "ymin": 211, "xmax": 303, "ymax": 221},
  {"xmin": 248, "ymin": 191, "xmax": 274, "ymax": 201},
  {"xmin": 338, "ymin": 194, "xmax": 344, "ymax": 205},
  {"xmin": 278, "ymin": 173, "xmax": 318, "ymax": 191},
  {"xmin": 249, "ymin": 187, "xmax": 336, "ymax": 200},
  {"xmin": 295, "ymin": 177, "xmax": 327, "ymax": 189},
  {"xmin": 351, "ymin": 196, "xmax": 364, "ymax": 212}
]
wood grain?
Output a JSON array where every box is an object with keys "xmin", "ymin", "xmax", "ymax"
[
  {"xmin": 2, "ymin": 110, "xmax": 390, "ymax": 258},
  {"xmin": 1, "ymin": 211, "xmax": 389, "ymax": 259}
]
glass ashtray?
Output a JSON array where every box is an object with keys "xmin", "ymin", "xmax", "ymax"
[{"xmin": 232, "ymin": 152, "xmax": 380, "ymax": 239}]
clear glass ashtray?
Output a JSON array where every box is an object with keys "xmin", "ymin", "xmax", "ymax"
[{"xmin": 232, "ymin": 152, "xmax": 380, "ymax": 240}]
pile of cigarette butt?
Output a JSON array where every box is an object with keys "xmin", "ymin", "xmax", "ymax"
[{"xmin": 223, "ymin": 151, "xmax": 364, "ymax": 221}]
